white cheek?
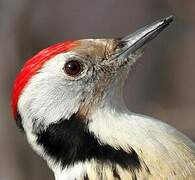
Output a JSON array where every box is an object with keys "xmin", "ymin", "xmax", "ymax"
[{"xmin": 18, "ymin": 52, "xmax": 85, "ymax": 131}]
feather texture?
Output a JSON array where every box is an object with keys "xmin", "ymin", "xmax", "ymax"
[{"xmin": 11, "ymin": 41, "xmax": 77, "ymax": 117}]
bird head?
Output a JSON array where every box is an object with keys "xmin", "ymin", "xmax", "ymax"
[{"xmin": 11, "ymin": 16, "xmax": 173, "ymax": 169}]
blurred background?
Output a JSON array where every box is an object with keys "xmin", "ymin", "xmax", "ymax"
[{"xmin": 1, "ymin": 0, "xmax": 195, "ymax": 179}]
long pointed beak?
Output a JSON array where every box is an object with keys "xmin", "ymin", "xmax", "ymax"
[{"xmin": 113, "ymin": 15, "xmax": 174, "ymax": 58}]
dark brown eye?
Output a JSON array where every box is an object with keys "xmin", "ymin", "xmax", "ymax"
[{"xmin": 64, "ymin": 60, "xmax": 82, "ymax": 76}]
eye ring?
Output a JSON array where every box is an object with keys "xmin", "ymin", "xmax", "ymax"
[{"xmin": 63, "ymin": 60, "xmax": 83, "ymax": 77}]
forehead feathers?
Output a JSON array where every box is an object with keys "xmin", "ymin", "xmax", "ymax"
[
  {"xmin": 11, "ymin": 41, "xmax": 77, "ymax": 117},
  {"xmin": 74, "ymin": 39, "xmax": 114, "ymax": 59}
]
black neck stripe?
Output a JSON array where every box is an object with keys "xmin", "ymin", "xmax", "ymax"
[
  {"xmin": 36, "ymin": 113, "xmax": 142, "ymax": 170},
  {"xmin": 15, "ymin": 111, "xmax": 24, "ymax": 131}
]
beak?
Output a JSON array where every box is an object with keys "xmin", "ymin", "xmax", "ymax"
[{"xmin": 113, "ymin": 15, "xmax": 174, "ymax": 59}]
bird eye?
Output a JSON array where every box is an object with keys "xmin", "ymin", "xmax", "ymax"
[{"xmin": 63, "ymin": 60, "xmax": 82, "ymax": 76}]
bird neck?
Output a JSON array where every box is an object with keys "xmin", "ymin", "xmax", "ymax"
[
  {"xmin": 98, "ymin": 75, "xmax": 128, "ymax": 112},
  {"xmin": 49, "ymin": 106, "xmax": 143, "ymax": 180},
  {"xmin": 39, "ymin": 78, "xmax": 132, "ymax": 179},
  {"xmin": 43, "ymin": 100, "xmax": 135, "ymax": 180}
]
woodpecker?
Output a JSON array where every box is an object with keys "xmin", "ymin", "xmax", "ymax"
[{"xmin": 12, "ymin": 16, "xmax": 195, "ymax": 180}]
